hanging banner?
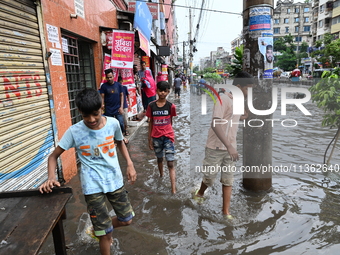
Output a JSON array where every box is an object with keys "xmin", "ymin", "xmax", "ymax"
[
  {"xmin": 133, "ymin": 1, "xmax": 152, "ymax": 41},
  {"xmin": 111, "ymin": 30, "xmax": 134, "ymax": 69},
  {"xmin": 142, "ymin": 56, "xmax": 150, "ymax": 68},
  {"xmin": 161, "ymin": 64, "xmax": 168, "ymax": 81},
  {"xmin": 138, "ymin": 31, "xmax": 150, "ymax": 57},
  {"xmin": 119, "ymin": 69, "xmax": 137, "ymax": 117},
  {"xmin": 127, "ymin": 87, "xmax": 138, "ymax": 117},
  {"xmin": 106, "ymin": 31, "xmax": 113, "ymax": 50},
  {"xmin": 100, "ymin": 54, "xmax": 118, "ymax": 85}
]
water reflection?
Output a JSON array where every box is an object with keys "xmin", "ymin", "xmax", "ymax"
[{"xmin": 39, "ymin": 83, "xmax": 340, "ymax": 254}]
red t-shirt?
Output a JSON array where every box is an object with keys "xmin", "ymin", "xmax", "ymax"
[{"xmin": 146, "ymin": 100, "xmax": 177, "ymax": 142}]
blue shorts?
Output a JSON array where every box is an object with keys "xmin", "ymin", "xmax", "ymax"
[{"xmin": 152, "ymin": 136, "xmax": 175, "ymax": 161}]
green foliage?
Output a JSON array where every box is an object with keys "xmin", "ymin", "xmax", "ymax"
[
  {"xmin": 311, "ymin": 34, "xmax": 340, "ymax": 68},
  {"xmin": 193, "ymin": 65, "xmax": 199, "ymax": 73},
  {"xmin": 203, "ymin": 67, "xmax": 215, "ymax": 73},
  {"xmin": 274, "ymin": 34, "xmax": 298, "ymax": 71},
  {"xmin": 309, "ymin": 68, "xmax": 340, "ymax": 128},
  {"xmin": 230, "ymin": 45, "xmax": 243, "ymax": 77},
  {"xmin": 203, "ymin": 72, "xmax": 223, "ymax": 84}
]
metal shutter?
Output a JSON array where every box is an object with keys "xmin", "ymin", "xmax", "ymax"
[{"xmin": 0, "ymin": 0, "xmax": 55, "ymax": 191}]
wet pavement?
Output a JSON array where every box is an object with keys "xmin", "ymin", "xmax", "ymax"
[{"xmin": 39, "ymin": 83, "xmax": 340, "ymax": 254}]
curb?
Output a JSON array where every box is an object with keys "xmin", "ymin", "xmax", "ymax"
[{"xmin": 126, "ymin": 116, "xmax": 148, "ymax": 142}]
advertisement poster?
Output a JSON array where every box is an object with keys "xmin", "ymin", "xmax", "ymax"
[
  {"xmin": 100, "ymin": 54, "xmax": 118, "ymax": 85},
  {"xmin": 258, "ymin": 37, "xmax": 273, "ymax": 79},
  {"xmin": 119, "ymin": 69, "xmax": 137, "ymax": 117},
  {"xmin": 142, "ymin": 56, "xmax": 150, "ymax": 68},
  {"xmin": 111, "ymin": 30, "xmax": 134, "ymax": 69},
  {"xmin": 105, "ymin": 31, "xmax": 113, "ymax": 50},
  {"xmin": 127, "ymin": 87, "xmax": 138, "ymax": 117},
  {"xmin": 161, "ymin": 64, "xmax": 168, "ymax": 81},
  {"xmin": 138, "ymin": 31, "xmax": 150, "ymax": 56},
  {"xmin": 249, "ymin": 7, "xmax": 271, "ymax": 31}
]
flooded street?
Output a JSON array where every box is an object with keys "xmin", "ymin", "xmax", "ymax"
[{"xmin": 40, "ymin": 82, "xmax": 340, "ymax": 255}]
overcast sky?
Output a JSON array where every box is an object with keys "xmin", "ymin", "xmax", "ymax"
[{"xmin": 175, "ymin": 0, "xmax": 298, "ymax": 65}]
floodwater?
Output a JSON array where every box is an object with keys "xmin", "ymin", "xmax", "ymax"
[{"xmin": 39, "ymin": 81, "xmax": 340, "ymax": 254}]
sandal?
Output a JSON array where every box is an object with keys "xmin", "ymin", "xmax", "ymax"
[
  {"xmin": 223, "ymin": 214, "xmax": 234, "ymax": 220},
  {"xmin": 124, "ymin": 131, "xmax": 129, "ymax": 136},
  {"xmin": 123, "ymin": 138, "xmax": 129, "ymax": 145},
  {"xmin": 193, "ymin": 189, "xmax": 205, "ymax": 204}
]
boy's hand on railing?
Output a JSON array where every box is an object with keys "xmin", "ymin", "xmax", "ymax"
[{"xmin": 39, "ymin": 179, "xmax": 61, "ymax": 194}]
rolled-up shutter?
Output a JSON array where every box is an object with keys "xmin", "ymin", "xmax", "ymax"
[{"xmin": 0, "ymin": 0, "xmax": 55, "ymax": 191}]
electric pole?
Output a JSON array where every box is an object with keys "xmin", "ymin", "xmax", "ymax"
[
  {"xmin": 242, "ymin": 0, "xmax": 273, "ymax": 191},
  {"xmin": 189, "ymin": 7, "xmax": 193, "ymax": 78},
  {"xmin": 183, "ymin": 41, "xmax": 186, "ymax": 74}
]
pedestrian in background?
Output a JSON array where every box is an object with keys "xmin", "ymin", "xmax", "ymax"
[
  {"xmin": 146, "ymin": 81, "xmax": 177, "ymax": 194},
  {"xmin": 99, "ymin": 72, "xmax": 128, "ymax": 144},
  {"xmin": 193, "ymin": 71, "xmax": 254, "ymax": 219},
  {"xmin": 173, "ymin": 74, "xmax": 182, "ymax": 99},
  {"xmin": 39, "ymin": 88, "xmax": 137, "ymax": 255}
]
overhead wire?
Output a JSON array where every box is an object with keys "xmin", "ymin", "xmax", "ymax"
[{"xmin": 135, "ymin": 0, "xmax": 241, "ymax": 16}]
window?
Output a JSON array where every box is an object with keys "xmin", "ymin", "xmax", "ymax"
[
  {"xmin": 295, "ymin": 17, "xmax": 299, "ymax": 23},
  {"xmin": 304, "ymin": 17, "xmax": 309, "ymax": 23},
  {"xmin": 304, "ymin": 7, "xmax": 309, "ymax": 13},
  {"xmin": 274, "ymin": 27, "xmax": 280, "ymax": 34},
  {"xmin": 285, "ymin": 27, "xmax": 289, "ymax": 33},
  {"xmin": 303, "ymin": 26, "xmax": 310, "ymax": 32},
  {"xmin": 274, "ymin": 19, "xmax": 280, "ymax": 24},
  {"xmin": 284, "ymin": 18, "xmax": 289, "ymax": 23},
  {"xmin": 320, "ymin": 5, "xmax": 324, "ymax": 13},
  {"xmin": 295, "ymin": 36, "xmax": 302, "ymax": 42},
  {"xmin": 332, "ymin": 16, "xmax": 340, "ymax": 25},
  {"xmin": 295, "ymin": 8, "xmax": 300, "ymax": 13},
  {"xmin": 62, "ymin": 35, "xmax": 96, "ymax": 124},
  {"xmin": 287, "ymin": 8, "xmax": 291, "ymax": 14},
  {"xmin": 319, "ymin": 20, "xmax": 323, "ymax": 27},
  {"xmin": 295, "ymin": 26, "xmax": 299, "ymax": 32},
  {"xmin": 334, "ymin": 1, "xmax": 340, "ymax": 9}
]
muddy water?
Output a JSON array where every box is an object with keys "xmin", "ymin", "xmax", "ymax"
[{"xmin": 39, "ymin": 83, "xmax": 340, "ymax": 254}]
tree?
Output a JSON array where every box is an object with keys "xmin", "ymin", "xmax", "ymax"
[
  {"xmin": 230, "ymin": 45, "xmax": 243, "ymax": 77},
  {"xmin": 311, "ymin": 34, "xmax": 340, "ymax": 68},
  {"xmin": 309, "ymin": 68, "xmax": 340, "ymax": 164},
  {"xmin": 274, "ymin": 34, "xmax": 298, "ymax": 71}
]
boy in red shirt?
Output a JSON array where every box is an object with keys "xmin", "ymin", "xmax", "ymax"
[{"xmin": 146, "ymin": 81, "xmax": 177, "ymax": 194}]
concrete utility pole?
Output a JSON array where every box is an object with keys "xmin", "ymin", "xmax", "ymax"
[
  {"xmin": 183, "ymin": 41, "xmax": 186, "ymax": 75},
  {"xmin": 189, "ymin": 7, "xmax": 193, "ymax": 78},
  {"xmin": 242, "ymin": 0, "xmax": 273, "ymax": 191}
]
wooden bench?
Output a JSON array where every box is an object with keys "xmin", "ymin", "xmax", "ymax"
[{"xmin": 0, "ymin": 187, "xmax": 72, "ymax": 255}]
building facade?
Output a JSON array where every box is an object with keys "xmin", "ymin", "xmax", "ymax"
[
  {"xmin": 0, "ymin": 0, "xmax": 177, "ymax": 191},
  {"xmin": 273, "ymin": 0, "xmax": 313, "ymax": 46}
]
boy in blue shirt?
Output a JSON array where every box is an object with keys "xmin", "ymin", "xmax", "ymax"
[
  {"xmin": 39, "ymin": 88, "xmax": 136, "ymax": 255},
  {"xmin": 100, "ymin": 70, "xmax": 127, "ymax": 143}
]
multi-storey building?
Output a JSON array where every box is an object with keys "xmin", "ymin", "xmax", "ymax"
[
  {"xmin": 331, "ymin": 0, "xmax": 340, "ymax": 39},
  {"xmin": 273, "ymin": 0, "xmax": 313, "ymax": 46},
  {"xmin": 312, "ymin": 0, "xmax": 334, "ymax": 42}
]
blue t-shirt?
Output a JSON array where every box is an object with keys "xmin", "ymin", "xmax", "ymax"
[
  {"xmin": 199, "ymin": 78, "xmax": 206, "ymax": 87},
  {"xmin": 122, "ymin": 85, "xmax": 129, "ymax": 109},
  {"xmin": 58, "ymin": 117, "xmax": 124, "ymax": 195},
  {"xmin": 99, "ymin": 81, "xmax": 123, "ymax": 116}
]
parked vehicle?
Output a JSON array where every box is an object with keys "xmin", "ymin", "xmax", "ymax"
[
  {"xmin": 280, "ymin": 72, "xmax": 290, "ymax": 79},
  {"xmin": 313, "ymin": 68, "xmax": 334, "ymax": 83}
]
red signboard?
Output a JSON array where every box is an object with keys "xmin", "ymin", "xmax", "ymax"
[
  {"xmin": 111, "ymin": 30, "xmax": 134, "ymax": 69},
  {"xmin": 141, "ymin": 56, "xmax": 150, "ymax": 68},
  {"xmin": 138, "ymin": 31, "xmax": 150, "ymax": 57},
  {"xmin": 128, "ymin": 2, "xmax": 158, "ymax": 19}
]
